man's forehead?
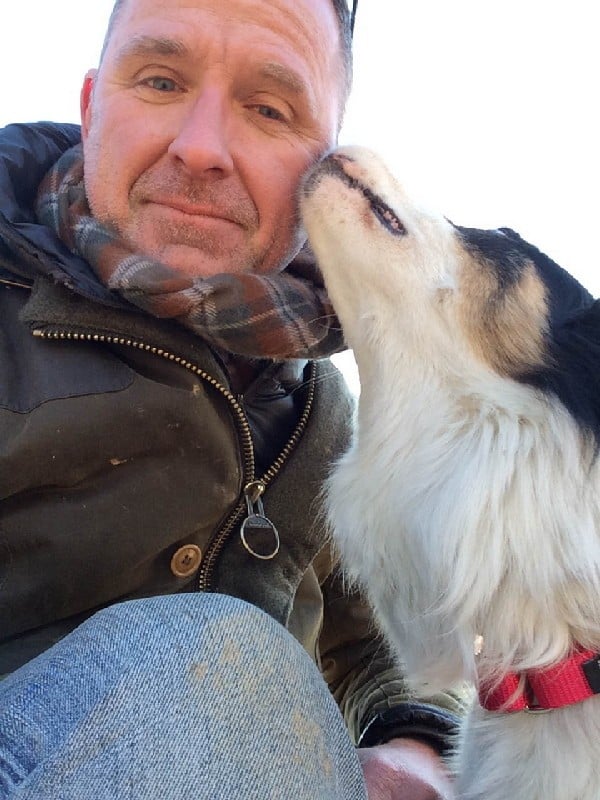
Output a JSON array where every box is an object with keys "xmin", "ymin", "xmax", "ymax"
[
  {"xmin": 108, "ymin": 1, "xmax": 340, "ymax": 72},
  {"xmin": 110, "ymin": 0, "xmax": 339, "ymax": 37}
]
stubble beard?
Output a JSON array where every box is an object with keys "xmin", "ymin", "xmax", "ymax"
[{"xmin": 85, "ymin": 153, "xmax": 305, "ymax": 277}]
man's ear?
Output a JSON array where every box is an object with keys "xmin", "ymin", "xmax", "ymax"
[{"xmin": 80, "ymin": 69, "xmax": 98, "ymax": 140}]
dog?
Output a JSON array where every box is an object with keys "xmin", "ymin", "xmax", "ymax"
[{"xmin": 300, "ymin": 147, "xmax": 600, "ymax": 800}]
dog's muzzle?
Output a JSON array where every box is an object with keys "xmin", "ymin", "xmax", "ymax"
[{"xmin": 304, "ymin": 153, "xmax": 407, "ymax": 238}]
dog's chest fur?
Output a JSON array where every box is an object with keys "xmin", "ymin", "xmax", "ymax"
[{"xmin": 301, "ymin": 147, "xmax": 600, "ymax": 800}]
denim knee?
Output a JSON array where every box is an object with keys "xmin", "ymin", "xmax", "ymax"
[{"xmin": 0, "ymin": 595, "xmax": 367, "ymax": 800}]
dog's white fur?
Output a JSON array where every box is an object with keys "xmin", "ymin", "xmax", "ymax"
[{"xmin": 301, "ymin": 147, "xmax": 600, "ymax": 799}]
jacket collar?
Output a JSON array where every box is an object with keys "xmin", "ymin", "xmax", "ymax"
[{"xmin": 0, "ymin": 121, "xmax": 126, "ymax": 307}]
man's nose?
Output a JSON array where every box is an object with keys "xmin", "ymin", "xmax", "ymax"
[{"xmin": 168, "ymin": 87, "xmax": 235, "ymax": 177}]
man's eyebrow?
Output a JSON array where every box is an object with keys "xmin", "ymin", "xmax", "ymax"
[
  {"xmin": 256, "ymin": 62, "xmax": 317, "ymax": 115},
  {"xmin": 114, "ymin": 35, "xmax": 190, "ymax": 62},
  {"xmin": 257, "ymin": 62, "xmax": 307, "ymax": 96},
  {"xmin": 112, "ymin": 40, "xmax": 315, "ymax": 108}
]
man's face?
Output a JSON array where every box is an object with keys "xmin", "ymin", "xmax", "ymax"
[{"xmin": 81, "ymin": 0, "xmax": 344, "ymax": 278}]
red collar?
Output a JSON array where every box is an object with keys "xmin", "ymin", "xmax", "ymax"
[{"xmin": 479, "ymin": 647, "xmax": 600, "ymax": 712}]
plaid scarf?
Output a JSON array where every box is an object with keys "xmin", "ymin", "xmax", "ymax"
[{"xmin": 35, "ymin": 144, "xmax": 344, "ymax": 360}]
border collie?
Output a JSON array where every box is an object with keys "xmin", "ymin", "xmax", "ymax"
[{"xmin": 301, "ymin": 147, "xmax": 600, "ymax": 800}]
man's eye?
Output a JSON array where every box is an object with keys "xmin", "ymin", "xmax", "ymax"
[
  {"xmin": 255, "ymin": 104, "xmax": 286, "ymax": 122},
  {"xmin": 143, "ymin": 76, "xmax": 180, "ymax": 92}
]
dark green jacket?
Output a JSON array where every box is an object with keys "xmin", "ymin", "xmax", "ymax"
[{"xmin": 0, "ymin": 122, "xmax": 469, "ymax": 749}]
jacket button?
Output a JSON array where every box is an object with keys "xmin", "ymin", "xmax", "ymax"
[{"xmin": 170, "ymin": 545, "xmax": 202, "ymax": 578}]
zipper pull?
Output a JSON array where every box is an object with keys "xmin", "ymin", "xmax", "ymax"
[{"xmin": 240, "ymin": 481, "xmax": 280, "ymax": 561}]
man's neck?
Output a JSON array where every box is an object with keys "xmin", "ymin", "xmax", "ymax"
[{"xmin": 218, "ymin": 350, "xmax": 266, "ymax": 395}]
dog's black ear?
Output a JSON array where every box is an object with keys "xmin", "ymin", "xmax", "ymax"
[
  {"xmin": 497, "ymin": 228, "xmax": 595, "ymax": 322},
  {"xmin": 558, "ymin": 298, "xmax": 600, "ymax": 361},
  {"xmin": 541, "ymin": 298, "xmax": 600, "ymax": 441}
]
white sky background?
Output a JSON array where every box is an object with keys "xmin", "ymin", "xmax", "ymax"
[{"xmin": 1, "ymin": 1, "xmax": 598, "ymax": 392}]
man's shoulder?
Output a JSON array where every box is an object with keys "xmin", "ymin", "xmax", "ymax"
[
  {"xmin": 0, "ymin": 121, "xmax": 81, "ymax": 163},
  {"xmin": 0, "ymin": 122, "xmax": 83, "ymax": 286}
]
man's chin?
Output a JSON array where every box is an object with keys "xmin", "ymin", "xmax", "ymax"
[{"xmin": 141, "ymin": 242, "xmax": 259, "ymax": 279}]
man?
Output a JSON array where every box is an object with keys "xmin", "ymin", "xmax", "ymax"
[{"xmin": 0, "ymin": 1, "xmax": 468, "ymax": 797}]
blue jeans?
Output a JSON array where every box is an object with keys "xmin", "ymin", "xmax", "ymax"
[{"xmin": 0, "ymin": 594, "xmax": 367, "ymax": 799}]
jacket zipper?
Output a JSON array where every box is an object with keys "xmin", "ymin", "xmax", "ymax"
[{"xmin": 32, "ymin": 327, "xmax": 317, "ymax": 591}]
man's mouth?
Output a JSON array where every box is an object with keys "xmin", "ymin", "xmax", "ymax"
[
  {"xmin": 307, "ymin": 154, "xmax": 407, "ymax": 237},
  {"xmin": 148, "ymin": 198, "xmax": 245, "ymax": 227}
]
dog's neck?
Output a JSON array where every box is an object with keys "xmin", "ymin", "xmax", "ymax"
[{"xmin": 347, "ymin": 343, "xmax": 600, "ymax": 685}]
